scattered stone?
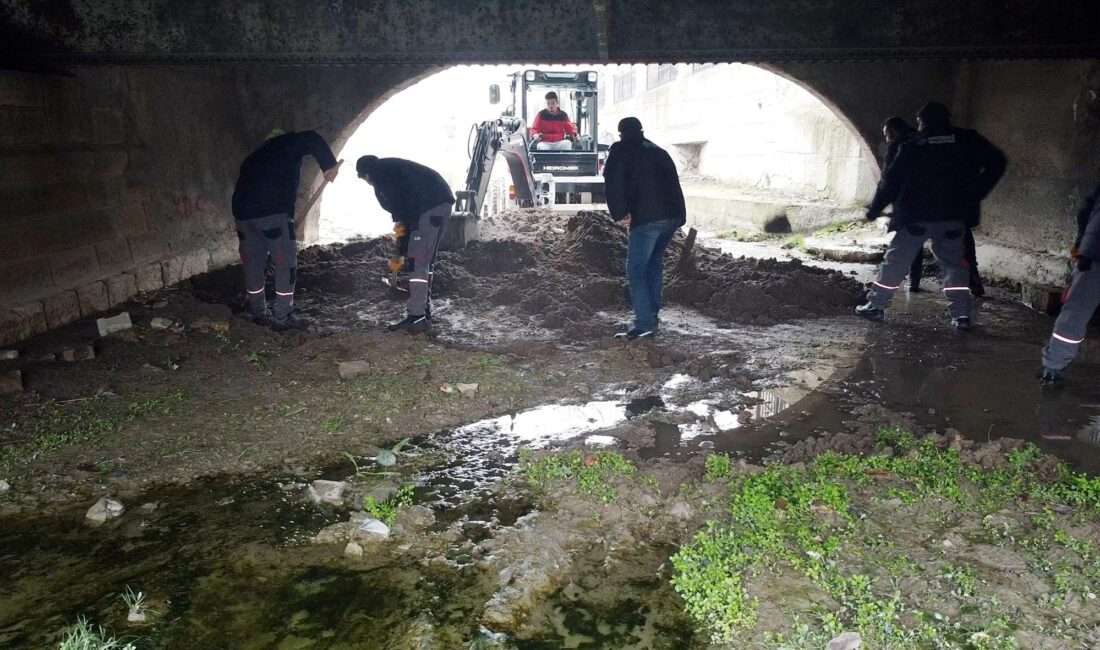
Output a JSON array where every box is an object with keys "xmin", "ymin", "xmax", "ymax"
[
  {"xmin": 0, "ymin": 350, "xmax": 18, "ymax": 360},
  {"xmin": 190, "ymin": 316, "xmax": 230, "ymax": 333},
  {"xmin": 0, "ymin": 371, "xmax": 23, "ymax": 394},
  {"xmin": 338, "ymin": 360, "xmax": 371, "ymax": 379},
  {"xmin": 309, "ymin": 480, "xmax": 348, "ymax": 506},
  {"xmin": 344, "ymin": 541, "xmax": 364, "ymax": 558},
  {"xmin": 0, "ymin": 479, "xmax": 10, "ymax": 493},
  {"xmin": 455, "ymin": 382, "xmax": 479, "ymax": 396},
  {"xmin": 150, "ymin": 316, "xmax": 183, "ymax": 331},
  {"xmin": 669, "ymin": 501, "xmax": 693, "ymax": 521},
  {"xmin": 62, "ymin": 345, "xmax": 97, "ymax": 362},
  {"xmin": 96, "ymin": 312, "xmax": 133, "ymax": 337},
  {"xmin": 85, "ymin": 497, "xmax": 124, "ymax": 526},
  {"xmin": 827, "ymin": 631, "xmax": 862, "ymax": 650},
  {"xmin": 127, "ymin": 608, "xmax": 147, "ymax": 624},
  {"xmin": 141, "ymin": 363, "xmax": 165, "ymax": 373},
  {"xmin": 354, "ymin": 517, "xmax": 391, "ymax": 541},
  {"xmin": 440, "ymin": 383, "xmax": 455, "ymax": 393},
  {"xmin": 139, "ymin": 502, "xmax": 158, "ymax": 511},
  {"xmin": 805, "ymin": 244, "xmax": 884, "ymax": 264}
]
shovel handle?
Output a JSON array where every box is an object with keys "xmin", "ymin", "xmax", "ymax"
[{"xmin": 302, "ymin": 159, "xmax": 343, "ymax": 215}]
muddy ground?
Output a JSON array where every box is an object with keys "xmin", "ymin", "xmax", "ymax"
[{"xmin": 0, "ymin": 210, "xmax": 1098, "ymax": 648}]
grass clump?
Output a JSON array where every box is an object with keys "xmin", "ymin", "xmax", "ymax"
[
  {"xmin": 813, "ymin": 220, "xmax": 861, "ymax": 237},
  {"xmin": 780, "ymin": 234, "xmax": 805, "ymax": 251},
  {"xmin": 57, "ymin": 617, "xmax": 136, "ymax": 650},
  {"xmin": 1, "ymin": 390, "xmax": 188, "ymax": 469},
  {"xmin": 673, "ymin": 434, "xmax": 1100, "ymax": 647},
  {"xmin": 517, "ymin": 449, "xmax": 636, "ymax": 503},
  {"xmin": 363, "ymin": 484, "xmax": 414, "ymax": 526}
]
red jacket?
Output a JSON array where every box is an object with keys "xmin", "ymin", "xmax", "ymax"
[{"xmin": 530, "ymin": 108, "xmax": 576, "ymax": 143}]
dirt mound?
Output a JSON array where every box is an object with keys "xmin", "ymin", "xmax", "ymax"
[{"xmin": 190, "ymin": 210, "xmax": 863, "ymax": 342}]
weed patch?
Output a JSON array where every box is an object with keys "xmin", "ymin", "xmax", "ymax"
[
  {"xmin": 517, "ymin": 449, "xmax": 636, "ymax": 504},
  {"xmin": 674, "ymin": 433, "xmax": 1100, "ymax": 646}
]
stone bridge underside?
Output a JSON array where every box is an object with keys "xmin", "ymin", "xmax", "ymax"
[{"xmin": 0, "ymin": 1, "xmax": 1098, "ymax": 343}]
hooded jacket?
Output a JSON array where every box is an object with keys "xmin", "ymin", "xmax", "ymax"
[
  {"xmin": 602, "ymin": 136, "xmax": 686, "ymax": 229},
  {"xmin": 232, "ymin": 131, "xmax": 337, "ymax": 221},
  {"xmin": 867, "ymin": 125, "xmax": 1006, "ymax": 228}
]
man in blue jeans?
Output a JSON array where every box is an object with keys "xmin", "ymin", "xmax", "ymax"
[{"xmin": 603, "ymin": 117, "xmax": 686, "ymax": 340}]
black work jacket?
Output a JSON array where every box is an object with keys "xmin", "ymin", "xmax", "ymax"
[
  {"xmin": 868, "ymin": 126, "xmax": 1006, "ymax": 228},
  {"xmin": 603, "ymin": 137, "xmax": 686, "ymax": 228},
  {"xmin": 232, "ymin": 131, "xmax": 337, "ymax": 221},
  {"xmin": 366, "ymin": 158, "xmax": 455, "ymax": 225}
]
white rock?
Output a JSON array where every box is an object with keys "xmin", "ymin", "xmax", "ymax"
[
  {"xmin": 0, "ymin": 350, "xmax": 18, "ymax": 360},
  {"xmin": 669, "ymin": 501, "xmax": 693, "ymax": 521},
  {"xmin": 96, "ymin": 312, "xmax": 133, "ymax": 337},
  {"xmin": 455, "ymin": 382, "xmax": 479, "ymax": 396},
  {"xmin": 85, "ymin": 497, "xmax": 125, "ymax": 526},
  {"xmin": 127, "ymin": 608, "xmax": 147, "ymax": 623},
  {"xmin": 0, "ymin": 479, "xmax": 10, "ymax": 493},
  {"xmin": 355, "ymin": 517, "xmax": 391, "ymax": 540},
  {"xmin": 826, "ymin": 631, "xmax": 862, "ymax": 650},
  {"xmin": 308, "ymin": 480, "xmax": 348, "ymax": 506},
  {"xmin": 344, "ymin": 541, "xmax": 364, "ymax": 558}
]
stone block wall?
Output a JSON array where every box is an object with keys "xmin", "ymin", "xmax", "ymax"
[{"xmin": 0, "ymin": 68, "xmax": 246, "ymax": 345}]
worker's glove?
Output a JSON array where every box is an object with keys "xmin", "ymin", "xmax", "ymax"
[
  {"xmin": 393, "ymin": 223, "xmax": 407, "ymax": 239},
  {"xmin": 1070, "ymin": 245, "xmax": 1079, "ymax": 259},
  {"xmin": 388, "ymin": 256, "xmax": 405, "ymax": 274}
]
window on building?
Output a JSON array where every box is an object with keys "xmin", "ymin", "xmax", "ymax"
[
  {"xmin": 646, "ymin": 63, "xmax": 678, "ymax": 90},
  {"xmin": 613, "ymin": 68, "xmax": 635, "ymax": 104}
]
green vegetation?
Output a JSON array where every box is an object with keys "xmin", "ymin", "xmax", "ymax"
[
  {"xmin": 57, "ymin": 617, "xmax": 136, "ymax": 650},
  {"xmin": 813, "ymin": 220, "xmax": 862, "ymax": 237},
  {"xmin": 780, "ymin": 234, "xmax": 806, "ymax": 251},
  {"xmin": 517, "ymin": 449, "xmax": 636, "ymax": 503},
  {"xmin": 363, "ymin": 484, "xmax": 415, "ymax": 526},
  {"xmin": 1, "ymin": 390, "xmax": 188, "ymax": 469},
  {"xmin": 245, "ymin": 351, "xmax": 268, "ymax": 368},
  {"xmin": 673, "ymin": 431, "xmax": 1100, "ymax": 647},
  {"xmin": 120, "ymin": 586, "xmax": 145, "ymax": 613},
  {"xmin": 321, "ymin": 418, "xmax": 343, "ymax": 434}
]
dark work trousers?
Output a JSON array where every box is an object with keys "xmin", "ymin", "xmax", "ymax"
[
  {"xmin": 867, "ymin": 221, "xmax": 971, "ymax": 319},
  {"xmin": 909, "ymin": 228, "xmax": 980, "ymax": 290},
  {"xmin": 1042, "ymin": 265, "xmax": 1100, "ymax": 371},
  {"xmin": 236, "ymin": 213, "xmax": 296, "ymax": 321},
  {"xmin": 406, "ymin": 202, "xmax": 453, "ymax": 317}
]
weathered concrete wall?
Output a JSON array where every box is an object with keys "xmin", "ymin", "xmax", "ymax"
[
  {"xmin": 0, "ymin": 67, "xmax": 242, "ymax": 343},
  {"xmin": 599, "ymin": 63, "xmax": 878, "ymax": 206}
]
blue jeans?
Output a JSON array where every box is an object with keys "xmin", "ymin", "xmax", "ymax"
[{"xmin": 626, "ymin": 219, "xmax": 680, "ymax": 331}]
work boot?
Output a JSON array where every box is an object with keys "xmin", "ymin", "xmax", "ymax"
[
  {"xmin": 950, "ymin": 316, "xmax": 971, "ymax": 331},
  {"xmin": 614, "ymin": 327, "xmax": 654, "ymax": 341},
  {"xmin": 272, "ymin": 314, "xmax": 308, "ymax": 332},
  {"xmin": 1040, "ymin": 368, "xmax": 1065, "ymax": 389},
  {"xmin": 907, "ymin": 283, "xmax": 922, "ymax": 293},
  {"xmin": 388, "ymin": 314, "xmax": 431, "ymax": 333},
  {"xmin": 250, "ymin": 310, "xmax": 273, "ymax": 326},
  {"xmin": 854, "ymin": 303, "xmax": 885, "ymax": 322}
]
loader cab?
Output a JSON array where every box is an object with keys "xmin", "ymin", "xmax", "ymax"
[{"xmin": 512, "ymin": 70, "xmax": 602, "ymax": 177}]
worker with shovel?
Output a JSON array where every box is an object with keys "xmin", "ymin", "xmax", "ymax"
[
  {"xmin": 356, "ymin": 155, "xmax": 455, "ymax": 333},
  {"xmin": 232, "ymin": 129, "xmax": 339, "ymax": 330}
]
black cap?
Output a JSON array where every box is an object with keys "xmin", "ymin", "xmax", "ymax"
[
  {"xmin": 618, "ymin": 117, "xmax": 643, "ymax": 135},
  {"xmin": 916, "ymin": 102, "xmax": 951, "ymax": 125},
  {"xmin": 356, "ymin": 155, "xmax": 379, "ymax": 177}
]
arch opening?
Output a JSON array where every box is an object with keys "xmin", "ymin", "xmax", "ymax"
[{"xmin": 318, "ymin": 63, "xmax": 878, "ymax": 244}]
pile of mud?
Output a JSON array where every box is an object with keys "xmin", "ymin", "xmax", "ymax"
[{"xmin": 191, "ymin": 210, "xmax": 864, "ymax": 341}]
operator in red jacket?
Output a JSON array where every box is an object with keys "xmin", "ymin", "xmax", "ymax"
[{"xmin": 529, "ymin": 91, "xmax": 577, "ymax": 151}]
